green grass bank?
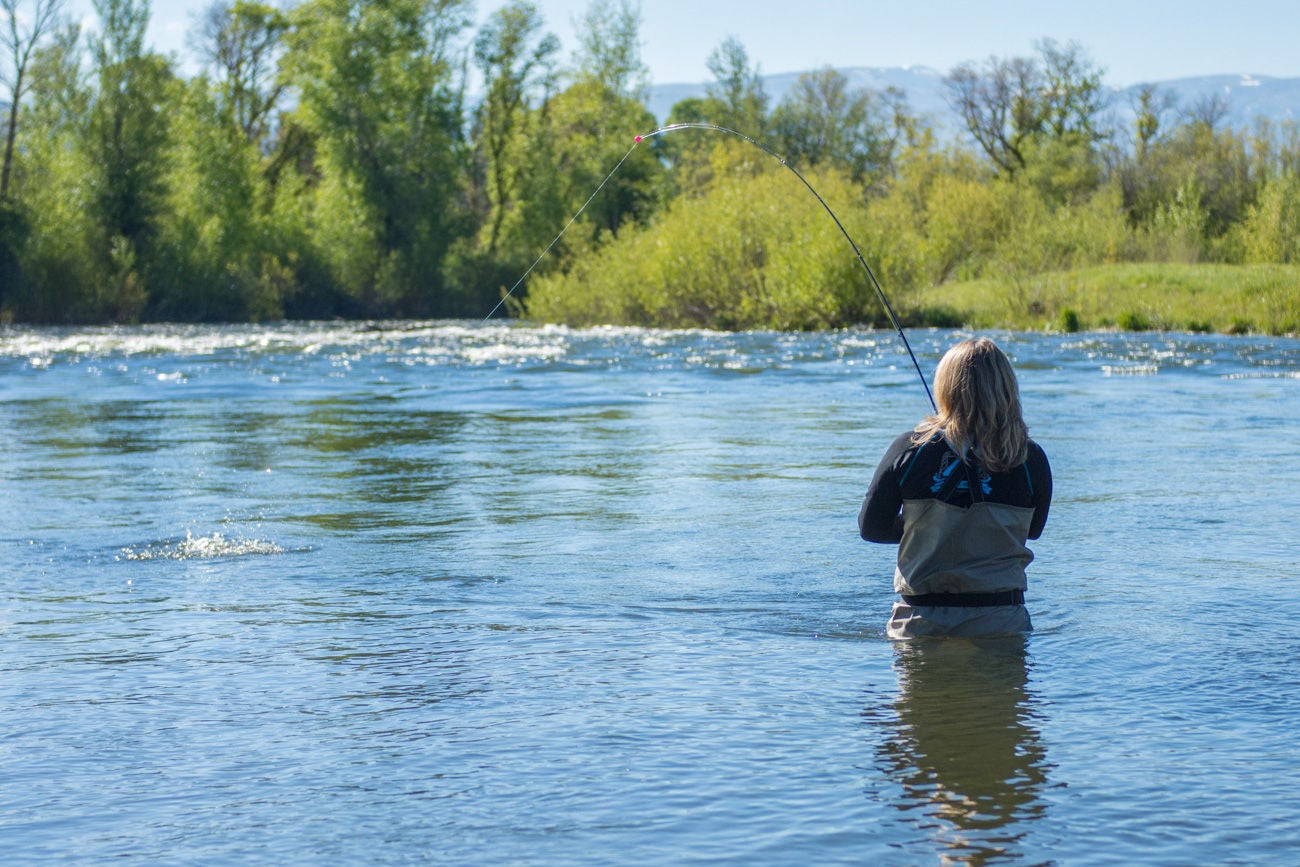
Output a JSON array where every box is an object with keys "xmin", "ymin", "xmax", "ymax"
[{"xmin": 909, "ymin": 263, "xmax": 1300, "ymax": 336}]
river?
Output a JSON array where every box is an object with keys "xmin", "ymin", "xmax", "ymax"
[{"xmin": 2, "ymin": 322, "xmax": 1298, "ymax": 864}]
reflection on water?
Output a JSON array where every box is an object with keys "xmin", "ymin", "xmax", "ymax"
[{"xmin": 869, "ymin": 637, "xmax": 1051, "ymax": 865}]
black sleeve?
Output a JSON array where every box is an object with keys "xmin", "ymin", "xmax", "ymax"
[
  {"xmin": 1027, "ymin": 442, "xmax": 1053, "ymax": 540},
  {"xmin": 858, "ymin": 432, "xmax": 915, "ymax": 544}
]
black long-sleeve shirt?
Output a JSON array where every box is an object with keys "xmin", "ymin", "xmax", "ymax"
[{"xmin": 859, "ymin": 432, "xmax": 1052, "ymax": 544}]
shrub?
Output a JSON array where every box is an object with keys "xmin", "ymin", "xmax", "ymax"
[
  {"xmin": 1117, "ymin": 310, "xmax": 1153, "ymax": 331},
  {"xmin": 910, "ymin": 305, "xmax": 965, "ymax": 328},
  {"xmin": 527, "ymin": 162, "xmax": 888, "ymax": 329},
  {"xmin": 1057, "ymin": 307, "xmax": 1081, "ymax": 332}
]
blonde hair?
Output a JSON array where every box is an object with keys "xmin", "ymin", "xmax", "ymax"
[{"xmin": 912, "ymin": 338, "xmax": 1029, "ymax": 473}]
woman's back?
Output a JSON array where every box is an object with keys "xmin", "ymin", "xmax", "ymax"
[{"xmin": 859, "ymin": 339, "xmax": 1052, "ymax": 639}]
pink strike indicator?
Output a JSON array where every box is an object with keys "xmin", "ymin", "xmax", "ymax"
[{"xmin": 634, "ymin": 135, "xmax": 642, "ymax": 143}]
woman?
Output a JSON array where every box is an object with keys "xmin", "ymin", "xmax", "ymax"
[{"xmin": 859, "ymin": 338, "xmax": 1052, "ymax": 639}]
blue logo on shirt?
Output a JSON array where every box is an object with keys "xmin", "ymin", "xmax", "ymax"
[{"xmin": 931, "ymin": 455, "xmax": 992, "ymax": 497}]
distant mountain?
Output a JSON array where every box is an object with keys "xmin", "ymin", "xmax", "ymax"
[
  {"xmin": 646, "ymin": 66, "xmax": 951, "ymax": 127},
  {"xmin": 646, "ymin": 67, "xmax": 1300, "ymax": 138},
  {"xmin": 1129, "ymin": 73, "xmax": 1299, "ymax": 128}
]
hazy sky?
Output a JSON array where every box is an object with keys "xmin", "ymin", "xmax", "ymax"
[{"xmin": 69, "ymin": 0, "xmax": 1300, "ymax": 86}]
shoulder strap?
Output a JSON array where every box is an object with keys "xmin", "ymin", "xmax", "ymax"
[
  {"xmin": 965, "ymin": 458, "xmax": 986, "ymax": 503},
  {"xmin": 898, "ymin": 433, "xmax": 940, "ymax": 486}
]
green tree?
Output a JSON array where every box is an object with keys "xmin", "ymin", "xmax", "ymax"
[
  {"xmin": 1235, "ymin": 171, "xmax": 1300, "ymax": 264},
  {"xmin": 769, "ymin": 67, "xmax": 906, "ymax": 187},
  {"xmin": 657, "ymin": 37, "xmax": 769, "ymax": 194},
  {"xmin": 149, "ymin": 77, "xmax": 280, "ymax": 320},
  {"xmin": 1036, "ymin": 38, "xmax": 1107, "ymax": 142},
  {"xmin": 87, "ymin": 0, "xmax": 175, "ymax": 319},
  {"xmin": 1, "ymin": 0, "xmax": 66, "ymax": 312},
  {"xmin": 944, "ymin": 39, "xmax": 1108, "ymax": 194},
  {"xmin": 553, "ymin": 0, "xmax": 660, "ymax": 238},
  {"xmin": 443, "ymin": 0, "xmax": 559, "ymax": 311},
  {"xmin": 19, "ymin": 16, "xmax": 85, "ymax": 131},
  {"xmin": 286, "ymin": 0, "xmax": 473, "ymax": 314},
  {"xmin": 704, "ymin": 36, "xmax": 767, "ymax": 135},
  {"xmin": 191, "ymin": 0, "xmax": 289, "ymax": 144},
  {"xmin": 156, "ymin": 0, "xmax": 302, "ymax": 320},
  {"xmin": 471, "ymin": 0, "xmax": 557, "ymax": 258},
  {"xmin": 544, "ymin": 77, "xmax": 660, "ymax": 240},
  {"xmin": 1129, "ymin": 83, "xmax": 1177, "ymax": 158},
  {"xmin": 1120, "ymin": 109, "xmax": 1256, "ymax": 248},
  {"xmin": 3, "ymin": 19, "xmax": 96, "ymax": 320},
  {"xmin": 485, "ymin": 0, "xmax": 661, "ymax": 284},
  {"xmin": 2, "ymin": 0, "xmax": 64, "ymax": 200},
  {"xmin": 572, "ymin": 0, "xmax": 646, "ymax": 101}
]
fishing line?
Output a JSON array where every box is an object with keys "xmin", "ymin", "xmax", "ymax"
[
  {"xmin": 483, "ymin": 145, "xmax": 641, "ymax": 322},
  {"xmin": 486, "ymin": 121, "xmax": 936, "ymax": 412}
]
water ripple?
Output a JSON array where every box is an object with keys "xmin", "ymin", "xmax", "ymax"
[{"xmin": 3, "ymin": 323, "xmax": 1299, "ymax": 864}]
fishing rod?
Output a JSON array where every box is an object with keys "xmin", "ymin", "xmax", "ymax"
[{"xmin": 485, "ymin": 121, "xmax": 936, "ymax": 412}]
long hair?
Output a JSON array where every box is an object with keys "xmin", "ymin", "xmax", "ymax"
[{"xmin": 912, "ymin": 338, "xmax": 1029, "ymax": 473}]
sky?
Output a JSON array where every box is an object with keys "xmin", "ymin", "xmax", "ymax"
[{"xmin": 64, "ymin": 0, "xmax": 1300, "ymax": 87}]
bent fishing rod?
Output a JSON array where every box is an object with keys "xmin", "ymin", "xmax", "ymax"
[{"xmin": 485, "ymin": 121, "xmax": 936, "ymax": 412}]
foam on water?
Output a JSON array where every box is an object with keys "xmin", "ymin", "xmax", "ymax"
[
  {"xmin": 0, "ymin": 321, "xmax": 573, "ymax": 364},
  {"xmin": 5, "ymin": 321, "xmax": 1292, "ymax": 380},
  {"xmin": 1101, "ymin": 363, "xmax": 1160, "ymax": 375}
]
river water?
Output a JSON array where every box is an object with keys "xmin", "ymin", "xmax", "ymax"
[{"xmin": 2, "ymin": 322, "xmax": 1297, "ymax": 864}]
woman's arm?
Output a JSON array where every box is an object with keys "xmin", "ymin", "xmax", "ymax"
[
  {"xmin": 1027, "ymin": 442, "xmax": 1053, "ymax": 540},
  {"xmin": 859, "ymin": 433, "xmax": 913, "ymax": 544}
]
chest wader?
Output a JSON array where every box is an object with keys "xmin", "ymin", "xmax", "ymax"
[{"xmin": 887, "ymin": 451, "xmax": 1035, "ymax": 640}]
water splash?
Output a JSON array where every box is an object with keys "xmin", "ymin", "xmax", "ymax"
[{"xmin": 119, "ymin": 531, "xmax": 285, "ymax": 561}]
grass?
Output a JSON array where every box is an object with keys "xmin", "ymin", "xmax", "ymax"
[{"xmin": 908, "ymin": 262, "xmax": 1300, "ymax": 335}]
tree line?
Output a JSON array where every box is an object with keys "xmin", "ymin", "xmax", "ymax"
[
  {"xmin": 2, "ymin": 0, "xmax": 1298, "ymax": 326},
  {"xmin": 528, "ymin": 35, "xmax": 1300, "ymax": 331}
]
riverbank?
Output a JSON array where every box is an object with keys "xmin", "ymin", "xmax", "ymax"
[{"xmin": 910, "ymin": 262, "xmax": 1300, "ymax": 336}]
